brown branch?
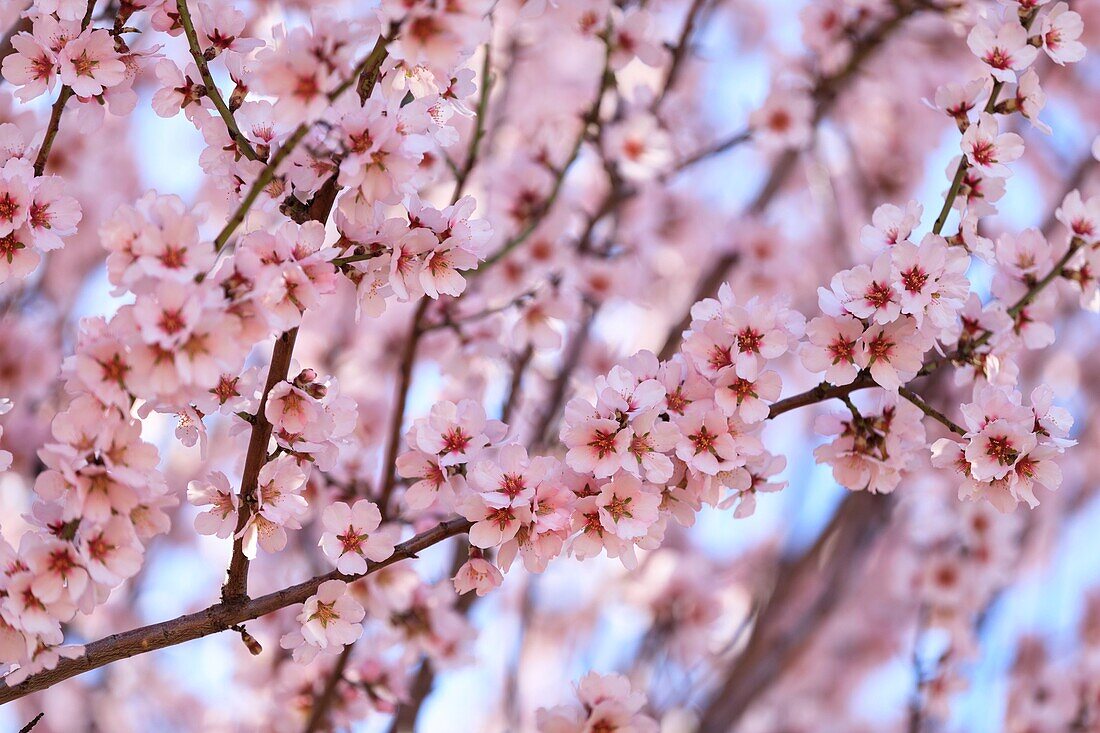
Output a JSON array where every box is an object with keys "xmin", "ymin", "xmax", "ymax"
[
  {"xmin": 31, "ymin": 0, "xmax": 96, "ymax": 177},
  {"xmin": 531, "ymin": 305, "xmax": 595, "ymax": 448},
  {"xmin": 386, "ymin": 539, "xmax": 476, "ymax": 733},
  {"xmin": 899, "ymin": 386, "xmax": 965, "ymax": 435},
  {"xmin": 654, "ymin": 0, "xmax": 709, "ymax": 109},
  {"xmin": 450, "ymin": 41, "xmax": 492, "ymax": 204},
  {"xmin": 0, "ymin": 518, "xmax": 473, "ymax": 704},
  {"xmin": 223, "ymin": 327, "xmax": 299, "ymax": 602},
  {"xmin": 377, "ymin": 297, "xmax": 430, "ymax": 517},
  {"xmin": 301, "ymin": 645, "xmax": 354, "ymax": 733}
]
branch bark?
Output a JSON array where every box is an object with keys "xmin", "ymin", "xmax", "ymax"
[{"xmin": 0, "ymin": 518, "xmax": 473, "ymax": 704}]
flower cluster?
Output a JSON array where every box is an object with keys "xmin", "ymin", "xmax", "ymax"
[
  {"xmin": 932, "ymin": 385, "xmax": 1074, "ymax": 512},
  {"xmin": 0, "ymin": 125, "xmax": 81, "ymax": 284},
  {"xmin": 335, "ymin": 194, "xmax": 492, "ymax": 318},
  {"xmin": 814, "ymin": 391, "xmax": 927, "ymax": 494},
  {"xmin": 2, "ymin": 14, "xmax": 127, "ymax": 102},
  {"xmin": 535, "ymin": 672, "xmax": 658, "ymax": 733},
  {"xmin": 807, "ymin": 224, "xmax": 968, "ymax": 391}
]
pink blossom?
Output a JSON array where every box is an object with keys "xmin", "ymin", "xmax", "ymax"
[
  {"xmin": 814, "ymin": 391, "xmax": 926, "ymax": 494},
  {"xmin": 749, "ymin": 87, "xmax": 814, "ymax": 151},
  {"xmin": 856, "ymin": 317, "xmax": 930, "ymax": 391},
  {"xmin": 319, "ymin": 500, "xmax": 397, "ymax": 575},
  {"xmin": 57, "ymin": 29, "xmax": 126, "ymax": 98},
  {"xmin": 595, "ymin": 472, "xmax": 661, "ymax": 540},
  {"xmin": 967, "ymin": 20, "xmax": 1038, "ymax": 83},
  {"xmin": 280, "ymin": 579, "xmax": 365, "ymax": 663},
  {"xmin": 1041, "ymin": 3, "xmax": 1085, "ymax": 65},
  {"xmin": 839, "ymin": 255, "xmax": 900, "ymax": 324},
  {"xmin": 961, "ymin": 113, "xmax": 1025, "ymax": 178},
  {"xmin": 674, "ymin": 401, "xmax": 751, "ymax": 475},
  {"xmin": 713, "ymin": 362, "xmax": 781, "ymax": 423},
  {"xmin": 453, "ymin": 555, "xmax": 503, "ymax": 596},
  {"xmin": 561, "ymin": 409, "xmax": 629, "ymax": 479},
  {"xmin": 800, "ymin": 314, "xmax": 864, "ymax": 386},
  {"xmin": 861, "ymin": 200, "xmax": 922, "ymax": 251}
]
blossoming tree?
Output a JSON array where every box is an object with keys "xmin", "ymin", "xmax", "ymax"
[{"xmin": 0, "ymin": 0, "xmax": 1098, "ymax": 730}]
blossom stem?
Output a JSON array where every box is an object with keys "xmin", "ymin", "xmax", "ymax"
[
  {"xmin": 223, "ymin": 327, "xmax": 299, "ymax": 602},
  {"xmin": 450, "ymin": 39, "xmax": 493, "ymax": 205},
  {"xmin": 31, "ymin": 0, "xmax": 96, "ymax": 177},
  {"xmin": 899, "ymin": 386, "xmax": 966, "ymax": 436},
  {"xmin": 175, "ymin": 0, "xmax": 259, "ymax": 161},
  {"xmin": 476, "ymin": 31, "xmax": 615, "ymax": 273},
  {"xmin": 212, "ymin": 34, "xmax": 392, "ymax": 252}
]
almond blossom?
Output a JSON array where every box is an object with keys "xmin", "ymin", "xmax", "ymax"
[{"xmin": 319, "ymin": 500, "xmax": 398, "ymax": 575}]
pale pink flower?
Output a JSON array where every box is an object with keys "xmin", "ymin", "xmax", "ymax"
[
  {"xmin": 674, "ymin": 401, "xmax": 749, "ymax": 475},
  {"xmin": 240, "ymin": 456, "xmax": 309, "ymax": 557},
  {"xmin": 961, "ymin": 113, "xmax": 1025, "ymax": 178},
  {"xmin": 265, "ymin": 380, "xmax": 324, "ymax": 436},
  {"xmin": 187, "ymin": 471, "xmax": 238, "ymax": 539},
  {"xmin": 604, "ymin": 113, "xmax": 672, "ymax": 181},
  {"xmin": 595, "ymin": 472, "xmax": 661, "ymax": 540},
  {"xmin": 800, "ymin": 314, "xmax": 864, "ymax": 386},
  {"xmin": 1014, "ymin": 68, "xmax": 1051, "ymax": 134},
  {"xmin": 459, "ymin": 487, "xmax": 533, "ymax": 549},
  {"xmin": 965, "ymin": 418, "xmax": 1037, "ymax": 482},
  {"xmin": 861, "ymin": 201, "xmax": 922, "ymax": 251},
  {"xmin": 1041, "ymin": 3, "xmax": 1085, "ymax": 65},
  {"xmin": 890, "ymin": 234, "xmax": 970, "ymax": 329},
  {"xmin": 562, "ymin": 409, "xmax": 630, "ymax": 479},
  {"xmin": 413, "ymin": 399, "xmax": 499, "ymax": 467},
  {"xmin": 967, "ymin": 20, "xmax": 1038, "ymax": 83},
  {"xmin": 620, "ymin": 409, "xmax": 678, "ymax": 483},
  {"xmin": 151, "ymin": 60, "xmax": 204, "ymax": 118},
  {"xmin": 281, "ymin": 579, "xmax": 365, "ymax": 662},
  {"xmin": 749, "ymin": 87, "xmax": 814, "ymax": 151},
  {"xmin": 1055, "ymin": 189, "xmax": 1100, "ymax": 241},
  {"xmin": 713, "ymin": 362, "xmax": 781, "ymax": 423},
  {"xmin": 396, "ymin": 449, "xmax": 452, "ymax": 511},
  {"xmin": 453, "ymin": 556, "xmax": 503, "ymax": 596},
  {"xmin": 27, "ymin": 176, "xmax": 81, "ymax": 252},
  {"xmin": 22, "ymin": 536, "xmax": 88, "ymax": 606},
  {"xmin": 609, "ymin": 8, "xmax": 667, "ymax": 69},
  {"xmin": 928, "ymin": 79, "xmax": 987, "ymax": 122},
  {"xmin": 58, "ymin": 29, "xmax": 126, "ymax": 98},
  {"xmin": 319, "ymin": 500, "xmax": 398, "ymax": 575},
  {"xmin": 857, "ymin": 317, "xmax": 929, "ymax": 391},
  {"xmin": 839, "ymin": 255, "xmax": 900, "ymax": 324},
  {"xmin": 79, "ymin": 516, "xmax": 143, "ymax": 587}
]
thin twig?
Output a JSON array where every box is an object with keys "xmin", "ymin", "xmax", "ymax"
[
  {"xmin": 899, "ymin": 387, "xmax": 966, "ymax": 435},
  {"xmin": 176, "ymin": 0, "xmax": 259, "ymax": 161},
  {"xmin": 32, "ymin": 0, "xmax": 96, "ymax": 176}
]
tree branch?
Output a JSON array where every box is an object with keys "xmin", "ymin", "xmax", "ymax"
[
  {"xmin": 175, "ymin": 0, "xmax": 259, "ymax": 161},
  {"xmin": 31, "ymin": 0, "xmax": 96, "ymax": 177},
  {"xmin": 0, "ymin": 518, "xmax": 473, "ymax": 704}
]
